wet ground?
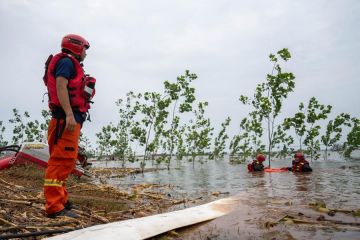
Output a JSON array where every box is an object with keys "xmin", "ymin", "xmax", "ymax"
[
  {"xmin": 2, "ymin": 152, "xmax": 358, "ymax": 239},
  {"xmin": 0, "ymin": 164, "xmax": 187, "ymax": 239}
]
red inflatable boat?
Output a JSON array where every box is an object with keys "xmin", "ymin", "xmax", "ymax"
[
  {"xmin": 264, "ymin": 167, "xmax": 289, "ymax": 172},
  {"xmin": 0, "ymin": 142, "xmax": 90, "ymax": 177}
]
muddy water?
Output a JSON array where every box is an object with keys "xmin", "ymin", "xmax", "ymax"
[{"xmin": 95, "ymin": 153, "xmax": 360, "ymax": 239}]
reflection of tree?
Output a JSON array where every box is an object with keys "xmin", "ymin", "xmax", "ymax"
[
  {"xmin": 293, "ymin": 173, "xmax": 311, "ymax": 192},
  {"xmin": 244, "ymin": 176, "xmax": 268, "ymax": 204},
  {"xmin": 197, "ymin": 166, "xmax": 209, "ymax": 190}
]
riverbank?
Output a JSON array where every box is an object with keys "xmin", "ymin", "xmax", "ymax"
[{"xmin": 0, "ymin": 163, "xmax": 196, "ymax": 239}]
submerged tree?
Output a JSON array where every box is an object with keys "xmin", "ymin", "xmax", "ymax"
[
  {"xmin": 229, "ymin": 129, "xmax": 252, "ymax": 163},
  {"xmin": 344, "ymin": 118, "xmax": 360, "ymax": 158},
  {"xmin": 240, "ymin": 48, "xmax": 295, "ymax": 167},
  {"xmin": 115, "ymin": 92, "xmax": 142, "ymax": 166},
  {"xmin": 185, "ymin": 101, "xmax": 213, "ymax": 167},
  {"xmin": 210, "ymin": 117, "xmax": 231, "ymax": 160},
  {"xmin": 321, "ymin": 113, "xmax": 351, "ymax": 160},
  {"xmin": 175, "ymin": 123, "xmax": 187, "ymax": 160},
  {"xmin": 229, "ymin": 116, "xmax": 265, "ymax": 163},
  {"xmin": 283, "ymin": 104, "xmax": 306, "ymax": 150},
  {"xmin": 96, "ymin": 123, "xmax": 118, "ymax": 161},
  {"xmin": 127, "ymin": 70, "xmax": 198, "ymax": 172},
  {"xmin": 273, "ymin": 125, "xmax": 294, "ymax": 159},
  {"xmin": 162, "ymin": 115, "xmax": 180, "ymax": 168},
  {"xmin": 303, "ymin": 98, "xmax": 332, "ymax": 161},
  {"xmin": 285, "ymin": 97, "xmax": 332, "ymax": 161},
  {"xmin": 137, "ymin": 91, "xmax": 171, "ymax": 172},
  {"xmin": 162, "ymin": 70, "xmax": 197, "ymax": 169}
]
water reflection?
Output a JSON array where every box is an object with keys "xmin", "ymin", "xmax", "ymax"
[
  {"xmin": 294, "ymin": 173, "xmax": 311, "ymax": 191},
  {"xmin": 96, "ymin": 155, "xmax": 360, "ymax": 209}
]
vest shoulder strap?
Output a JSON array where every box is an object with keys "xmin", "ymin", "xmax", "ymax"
[{"xmin": 43, "ymin": 54, "xmax": 53, "ymax": 86}]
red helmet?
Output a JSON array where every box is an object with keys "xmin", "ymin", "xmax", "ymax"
[
  {"xmin": 294, "ymin": 152, "xmax": 304, "ymax": 160},
  {"xmin": 256, "ymin": 154, "xmax": 266, "ymax": 162},
  {"xmin": 61, "ymin": 34, "xmax": 90, "ymax": 56}
]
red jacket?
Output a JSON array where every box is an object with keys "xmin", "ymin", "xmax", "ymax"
[
  {"xmin": 292, "ymin": 159, "xmax": 312, "ymax": 172},
  {"xmin": 45, "ymin": 53, "xmax": 95, "ymax": 113},
  {"xmin": 248, "ymin": 160, "xmax": 264, "ymax": 172}
]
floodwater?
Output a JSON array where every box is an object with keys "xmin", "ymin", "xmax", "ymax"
[{"xmin": 94, "ymin": 152, "xmax": 360, "ymax": 239}]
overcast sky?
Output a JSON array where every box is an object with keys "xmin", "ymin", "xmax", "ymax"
[{"xmin": 0, "ymin": 0, "xmax": 359, "ymax": 146}]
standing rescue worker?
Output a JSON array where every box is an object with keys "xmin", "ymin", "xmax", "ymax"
[
  {"xmin": 248, "ymin": 154, "xmax": 266, "ymax": 172},
  {"xmin": 43, "ymin": 34, "xmax": 96, "ymax": 218},
  {"xmin": 289, "ymin": 152, "xmax": 312, "ymax": 172}
]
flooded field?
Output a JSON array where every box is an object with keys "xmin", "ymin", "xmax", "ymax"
[{"xmin": 95, "ymin": 152, "xmax": 360, "ymax": 239}]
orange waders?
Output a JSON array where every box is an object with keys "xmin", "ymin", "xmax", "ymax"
[{"xmin": 44, "ymin": 118, "xmax": 81, "ymax": 215}]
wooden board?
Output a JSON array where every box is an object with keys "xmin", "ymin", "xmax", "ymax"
[{"xmin": 47, "ymin": 196, "xmax": 238, "ymax": 240}]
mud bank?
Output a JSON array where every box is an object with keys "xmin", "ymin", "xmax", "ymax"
[{"xmin": 0, "ymin": 164, "xmax": 191, "ymax": 239}]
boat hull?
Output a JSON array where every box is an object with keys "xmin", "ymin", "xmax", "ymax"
[{"xmin": 0, "ymin": 142, "xmax": 85, "ymax": 177}]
